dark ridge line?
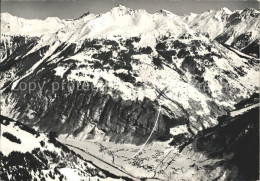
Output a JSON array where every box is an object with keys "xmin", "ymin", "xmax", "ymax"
[{"xmin": 222, "ymin": 44, "xmax": 258, "ymax": 60}]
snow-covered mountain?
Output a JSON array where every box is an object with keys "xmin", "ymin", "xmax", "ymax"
[
  {"xmin": 0, "ymin": 5, "xmax": 189, "ymax": 60},
  {"xmin": 216, "ymin": 8, "xmax": 260, "ymax": 51},
  {"xmin": 182, "ymin": 7, "xmax": 233, "ymax": 38},
  {"xmin": 0, "ymin": 5, "xmax": 259, "ymax": 180},
  {"xmin": 1, "ymin": 5, "xmax": 259, "ymax": 58},
  {"xmin": 182, "ymin": 7, "xmax": 260, "ymax": 56},
  {"xmin": 0, "ymin": 12, "xmax": 70, "ymax": 60},
  {"xmin": 0, "ymin": 5, "xmax": 259, "ymax": 143},
  {"xmin": 1, "ymin": 13, "xmax": 67, "ymax": 37}
]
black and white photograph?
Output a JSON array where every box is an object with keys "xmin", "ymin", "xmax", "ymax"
[{"xmin": 0, "ymin": 0, "xmax": 259, "ymax": 180}]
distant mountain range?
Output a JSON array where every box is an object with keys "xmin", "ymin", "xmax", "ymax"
[{"xmin": 1, "ymin": 5, "xmax": 259, "ymax": 57}]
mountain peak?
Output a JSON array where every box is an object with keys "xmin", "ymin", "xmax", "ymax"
[
  {"xmin": 78, "ymin": 12, "xmax": 90, "ymax": 19},
  {"xmin": 243, "ymin": 7, "xmax": 257, "ymax": 12},
  {"xmin": 1, "ymin": 12, "xmax": 16, "ymax": 20},
  {"xmin": 110, "ymin": 4, "xmax": 133, "ymax": 15},
  {"xmin": 238, "ymin": 7, "xmax": 260, "ymax": 18},
  {"xmin": 112, "ymin": 4, "xmax": 130, "ymax": 11},
  {"xmin": 159, "ymin": 9, "xmax": 172, "ymax": 14},
  {"xmin": 116, "ymin": 4, "xmax": 127, "ymax": 8},
  {"xmin": 44, "ymin": 16, "xmax": 61, "ymax": 22},
  {"xmin": 242, "ymin": 7, "xmax": 259, "ymax": 15},
  {"xmin": 188, "ymin": 12, "xmax": 197, "ymax": 16},
  {"xmin": 218, "ymin": 7, "xmax": 232, "ymax": 14},
  {"xmin": 159, "ymin": 9, "xmax": 179, "ymax": 18}
]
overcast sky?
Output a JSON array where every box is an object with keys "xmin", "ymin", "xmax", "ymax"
[{"xmin": 1, "ymin": 0, "xmax": 259, "ymax": 20}]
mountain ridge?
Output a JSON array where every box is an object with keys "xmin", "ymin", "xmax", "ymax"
[
  {"xmin": 1, "ymin": 6, "xmax": 259, "ymax": 56},
  {"xmin": 0, "ymin": 5, "xmax": 259, "ymax": 144}
]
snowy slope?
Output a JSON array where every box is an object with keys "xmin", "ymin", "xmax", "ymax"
[
  {"xmin": 182, "ymin": 7, "xmax": 260, "ymax": 50},
  {"xmin": 0, "ymin": 115, "xmax": 125, "ymax": 181},
  {"xmin": 30, "ymin": 5, "xmax": 193, "ymax": 48},
  {"xmin": 216, "ymin": 8, "xmax": 260, "ymax": 49},
  {"xmin": 2, "ymin": 6, "xmax": 259, "ymax": 49},
  {"xmin": 1, "ymin": 13, "xmax": 68, "ymax": 36},
  {"xmin": 182, "ymin": 7, "xmax": 232, "ymax": 38},
  {"xmin": 1, "ymin": 31, "xmax": 258, "ymax": 139}
]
